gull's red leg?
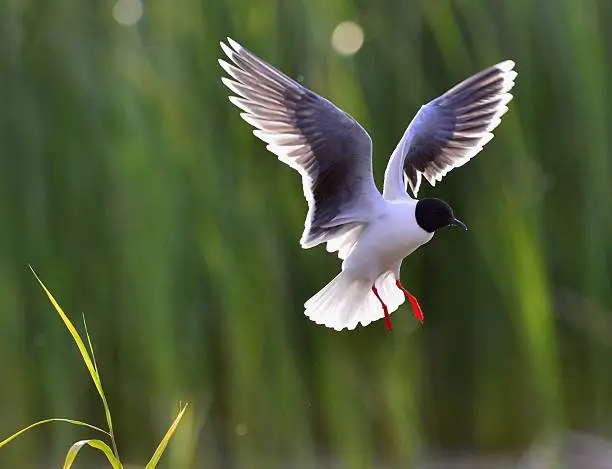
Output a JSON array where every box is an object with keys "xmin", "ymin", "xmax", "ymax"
[
  {"xmin": 396, "ymin": 280, "xmax": 424, "ymax": 324},
  {"xmin": 372, "ymin": 286, "xmax": 392, "ymax": 331}
]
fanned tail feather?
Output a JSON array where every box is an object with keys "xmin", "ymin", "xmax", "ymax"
[{"xmin": 304, "ymin": 270, "xmax": 405, "ymax": 331}]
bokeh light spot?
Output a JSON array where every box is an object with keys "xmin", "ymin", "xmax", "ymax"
[
  {"xmin": 113, "ymin": 0, "xmax": 143, "ymax": 26},
  {"xmin": 235, "ymin": 422, "xmax": 248, "ymax": 436},
  {"xmin": 331, "ymin": 21, "xmax": 364, "ymax": 56}
]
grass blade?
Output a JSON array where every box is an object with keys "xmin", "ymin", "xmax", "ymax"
[
  {"xmin": 144, "ymin": 403, "xmax": 189, "ymax": 469},
  {"xmin": 63, "ymin": 439, "xmax": 123, "ymax": 469},
  {"xmin": 82, "ymin": 313, "xmax": 99, "ymax": 375},
  {"xmin": 0, "ymin": 419, "xmax": 110, "ymax": 449},
  {"xmin": 29, "ymin": 266, "xmax": 120, "ymax": 459}
]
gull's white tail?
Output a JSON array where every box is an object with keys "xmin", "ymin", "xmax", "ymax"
[{"xmin": 304, "ymin": 270, "xmax": 405, "ymax": 331}]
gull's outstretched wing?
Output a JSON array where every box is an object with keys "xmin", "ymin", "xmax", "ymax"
[
  {"xmin": 383, "ymin": 61, "xmax": 517, "ymax": 200},
  {"xmin": 219, "ymin": 38, "xmax": 383, "ymax": 249}
]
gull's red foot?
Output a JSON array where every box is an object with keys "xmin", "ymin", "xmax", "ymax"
[
  {"xmin": 371, "ymin": 286, "xmax": 392, "ymax": 331},
  {"xmin": 396, "ymin": 279, "xmax": 424, "ymax": 324}
]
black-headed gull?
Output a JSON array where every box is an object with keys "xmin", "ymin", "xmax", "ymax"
[{"xmin": 219, "ymin": 38, "xmax": 516, "ymax": 332}]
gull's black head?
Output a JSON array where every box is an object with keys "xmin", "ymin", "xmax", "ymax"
[{"xmin": 415, "ymin": 198, "xmax": 468, "ymax": 233}]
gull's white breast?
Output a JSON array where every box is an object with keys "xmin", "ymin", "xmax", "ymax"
[{"xmin": 342, "ymin": 200, "xmax": 434, "ymax": 281}]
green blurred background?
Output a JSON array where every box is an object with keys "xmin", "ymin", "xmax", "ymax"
[{"xmin": 1, "ymin": 0, "xmax": 612, "ymax": 467}]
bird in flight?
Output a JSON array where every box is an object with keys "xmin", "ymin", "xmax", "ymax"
[{"xmin": 219, "ymin": 38, "xmax": 516, "ymax": 332}]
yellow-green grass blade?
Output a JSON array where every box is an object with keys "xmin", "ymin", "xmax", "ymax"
[
  {"xmin": 82, "ymin": 313, "xmax": 99, "ymax": 375},
  {"xmin": 0, "ymin": 419, "xmax": 109, "ymax": 448},
  {"xmin": 63, "ymin": 439, "xmax": 122, "ymax": 469},
  {"xmin": 29, "ymin": 266, "xmax": 119, "ymax": 458},
  {"xmin": 144, "ymin": 403, "xmax": 189, "ymax": 469}
]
